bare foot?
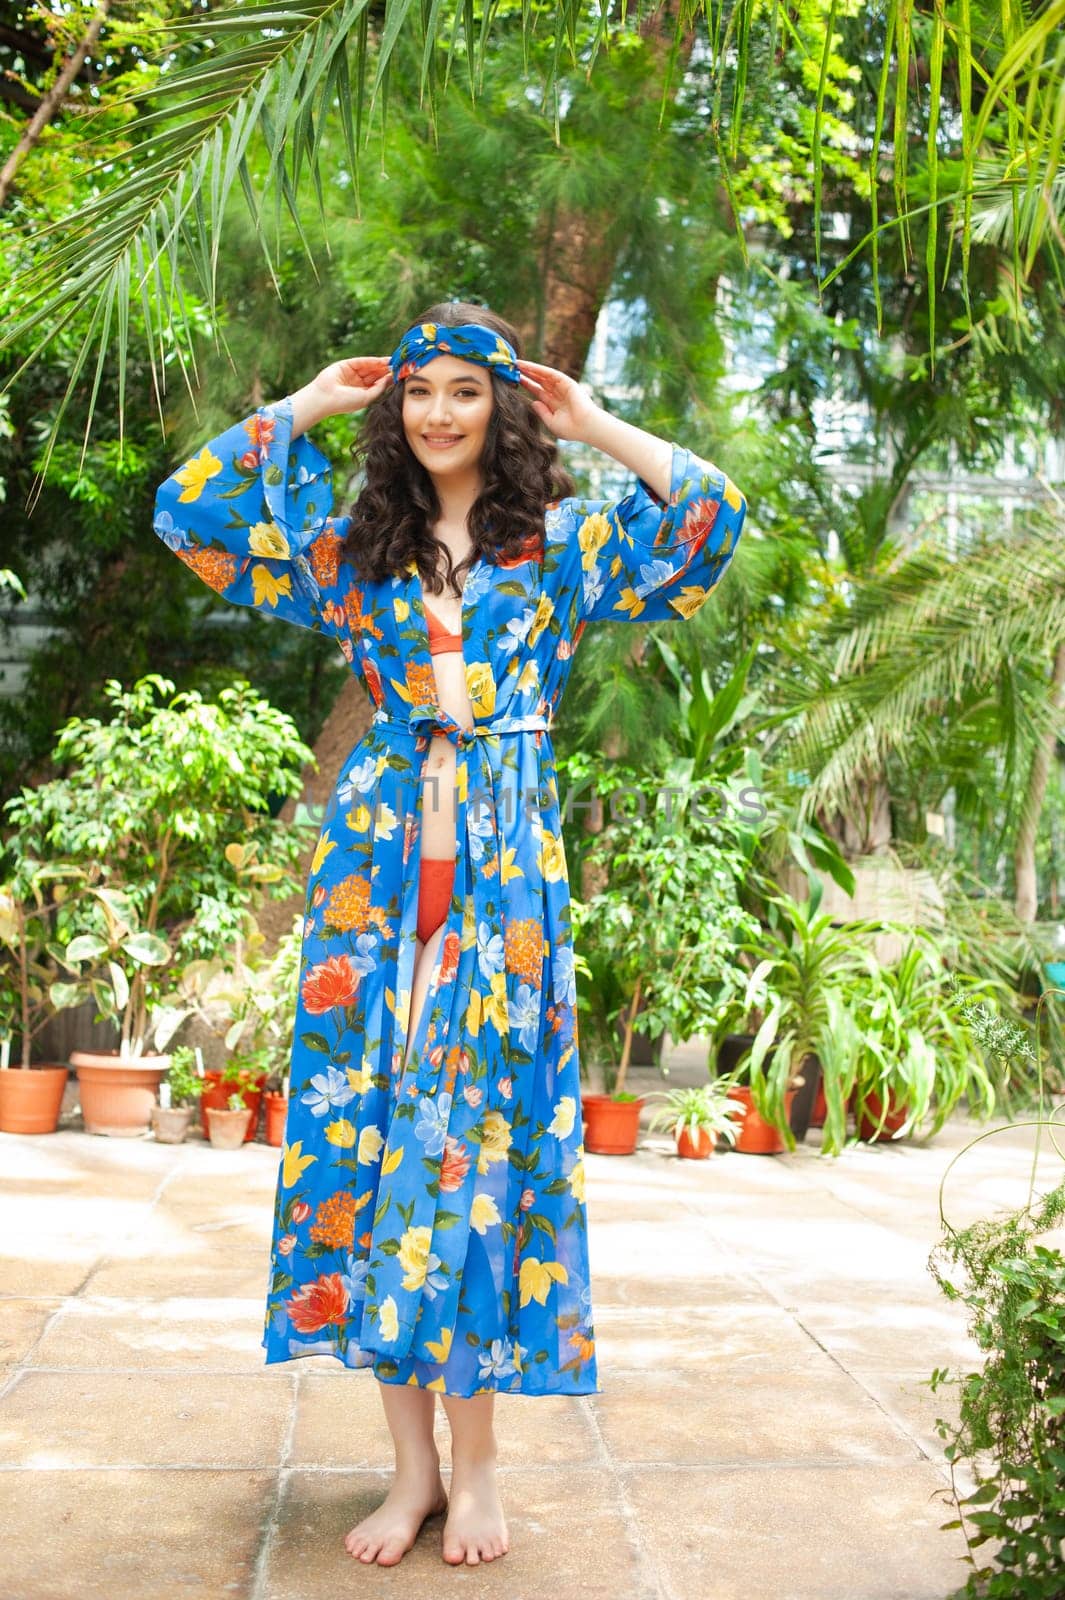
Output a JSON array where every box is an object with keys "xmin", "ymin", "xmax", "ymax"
[
  {"xmin": 344, "ymin": 1459, "xmax": 449, "ymax": 1566},
  {"xmin": 441, "ymin": 1454, "xmax": 510, "ymax": 1565}
]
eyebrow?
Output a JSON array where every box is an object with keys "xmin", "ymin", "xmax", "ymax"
[{"xmin": 404, "ymin": 372, "xmax": 485, "ymax": 385}]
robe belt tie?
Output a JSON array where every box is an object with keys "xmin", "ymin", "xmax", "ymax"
[{"xmin": 371, "ymin": 706, "xmax": 551, "ymax": 744}]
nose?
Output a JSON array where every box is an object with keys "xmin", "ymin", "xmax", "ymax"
[{"xmin": 426, "ymin": 393, "xmax": 453, "ymax": 427}]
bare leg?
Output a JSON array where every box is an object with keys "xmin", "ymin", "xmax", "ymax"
[
  {"xmin": 344, "ymin": 1381, "xmax": 448, "ymax": 1565},
  {"xmin": 439, "ymin": 1391, "xmax": 509, "ymax": 1565}
]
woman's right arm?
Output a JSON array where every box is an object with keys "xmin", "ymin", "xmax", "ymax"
[{"xmin": 151, "ymin": 358, "xmax": 393, "ymax": 638}]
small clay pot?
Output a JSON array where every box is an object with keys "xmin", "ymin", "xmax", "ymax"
[
  {"xmin": 199, "ymin": 1070, "xmax": 266, "ymax": 1142},
  {"xmin": 676, "ymin": 1125, "xmax": 717, "ymax": 1159},
  {"xmin": 150, "ymin": 1104, "xmax": 195, "ymax": 1144},
  {"xmin": 204, "ymin": 1105, "xmax": 253, "ymax": 1150}
]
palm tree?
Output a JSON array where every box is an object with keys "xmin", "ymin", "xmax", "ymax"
[{"xmin": 767, "ymin": 513, "xmax": 1065, "ymax": 921}]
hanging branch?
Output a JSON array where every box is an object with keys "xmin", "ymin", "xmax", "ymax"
[{"xmin": 0, "ymin": 1, "xmax": 111, "ymax": 209}]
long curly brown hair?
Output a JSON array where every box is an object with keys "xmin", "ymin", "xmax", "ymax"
[{"xmin": 337, "ymin": 301, "xmax": 577, "ymax": 602}]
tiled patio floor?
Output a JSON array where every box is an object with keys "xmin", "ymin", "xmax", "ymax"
[{"xmin": 2, "ymin": 1065, "xmax": 1061, "ymax": 1600}]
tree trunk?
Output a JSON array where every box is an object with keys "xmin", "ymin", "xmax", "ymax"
[
  {"xmin": 511, "ymin": 0, "xmax": 698, "ymax": 376},
  {"xmin": 1014, "ymin": 639, "xmax": 1065, "ymax": 924}
]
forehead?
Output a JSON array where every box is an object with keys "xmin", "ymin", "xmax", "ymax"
[{"xmin": 404, "ymin": 354, "xmax": 486, "ymax": 383}]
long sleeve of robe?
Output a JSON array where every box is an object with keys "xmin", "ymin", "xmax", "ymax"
[{"xmin": 153, "ymin": 396, "xmax": 747, "ymax": 1396}]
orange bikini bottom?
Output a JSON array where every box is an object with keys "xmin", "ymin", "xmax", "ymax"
[{"xmin": 417, "ymin": 855, "xmax": 456, "ymax": 944}]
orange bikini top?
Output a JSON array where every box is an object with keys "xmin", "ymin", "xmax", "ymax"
[{"xmin": 424, "ymin": 601, "xmax": 463, "ymax": 655}]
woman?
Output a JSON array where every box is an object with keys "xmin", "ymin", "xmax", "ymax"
[{"xmin": 152, "ymin": 299, "xmax": 747, "ymax": 1568}]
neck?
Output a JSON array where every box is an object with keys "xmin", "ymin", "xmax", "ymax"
[{"xmin": 430, "ymin": 464, "xmax": 483, "ymax": 529}]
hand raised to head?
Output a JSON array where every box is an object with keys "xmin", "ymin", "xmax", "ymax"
[
  {"xmin": 309, "ymin": 356, "xmax": 394, "ymax": 417},
  {"xmin": 516, "ymin": 358, "xmax": 601, "ymax": 444}
]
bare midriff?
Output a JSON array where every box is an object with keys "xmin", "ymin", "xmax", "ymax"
[{"xmin": 419, "ymin": 587, "xmax": 473, "ymax": 861}]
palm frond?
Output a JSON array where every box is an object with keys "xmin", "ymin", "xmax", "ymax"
[{"xmin": 767, "ymin": 515, "xmax": 1065, "ymax": 827}]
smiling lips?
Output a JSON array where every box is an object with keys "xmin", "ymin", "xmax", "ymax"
[{"xmin": 424, "ymin": 435, "xmax": 463, "ymax": 447}]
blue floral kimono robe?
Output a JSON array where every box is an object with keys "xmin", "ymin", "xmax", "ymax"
[{"xmin": 153, "ymin": 395, "xmax": 746, "ymax": 1397}]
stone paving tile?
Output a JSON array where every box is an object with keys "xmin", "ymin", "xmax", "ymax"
[
  {"xmin": 592, "ymin": 1268, "xmax": 771, "ymax": 1309},
  {"xmin": 622, "ymin": 1462, "xmax": 971, "ymax": 1600},
  {"xmin": 1, "ymin": 1369, "xmax": 292, "ymax": 1468},
  {"xmin": 0, "ymin": 1468, "xmax": 271, "ymax": 1600},
  {"xmin": 0, "ymin": 1257, "xmax": 101, "ymax": 1296},
  {"xmin": 593, "ymin": 1302, "xmax": 838, "ymax": 1376},
  {"xmin": 587, "ymin": 1366, "xmax": 925, "ymax": 1467},
  {"xmin": 0, "ymin": 1299, "xmax": 65, "ymax": 1364},
  {"xmin": 27, "ymin": 1295, "xmax": 268, "ymax": 1371}
]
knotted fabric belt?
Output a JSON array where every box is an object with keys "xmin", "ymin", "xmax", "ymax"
[{"xmin": 371, "ymin": 706, "xmax": 551, "ymax": 744}]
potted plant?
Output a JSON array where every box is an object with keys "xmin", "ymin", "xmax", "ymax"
[
  {"xmin": 199, "ymin": 1045, "xmax": 271, "ymax": 1141},
  {"xmin": 2, "ymin": 675, "xmax": 311, "ymax": 1136},
  {"xmin": 0, "ymin": 857, "xmax": 86, "ymax": 1135},
  {"xmin": 150, "ymin": 1044, "xmax": 205, "ymax": 1144},
  {"xmin": 643, "ymin": 1080, "xmax": 748, "ymax": 1159},
  {"xmin": 50, "ymin": 884, "xmax": 174, "ymax": 1135},
  {"xmin": 204, "ymin": 1088, "xmax": 253, "ymax": 1150},
  {"xmin": 571, "ymin": 767, "xmax": 760, "ymax": 1157},
  {"xmin": 154, "ymin": 910, "xmax": 303, "ymax": 1144},
  {"xmin": 850, "ymin": 945, "xmax": 1002, "ymax": 1142},
  {"xmin": 709, "ymin": 887, "xmax": 883, "ymax": 1155}
]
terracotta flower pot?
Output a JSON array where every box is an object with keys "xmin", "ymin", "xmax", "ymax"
[
  {"xmin": 199, "ymin": 1070, "xmax": 266, "ymax": 1142},
  {"xmin": 204, "ymin": 1104, "xmax": 253, "ymax": 1150},
  {"xmin": 263, "ymin": 1091, "xmax": 289, "ymax": 1147},
  {"xmin": 70, "ymin": 1049, "xmax": 170, "ymax": 1137},
  {"xmin": 676, "ymin": 1125, "xmax": 716, "ymax": 1160},
  {"xmin": 856, "ymin": 1088, "xmax": 910, "ymax": 1142},
  {"xmin": 0, "ymin": 1064, "xmax": 70, "ymax": 1135},
  {"xmin": 716, "ymin": 1035, "xmax": 820, "ymax": 1144},
  {"xmin": 150, "ymin": 1104, "xmax": 195, "ymax": 1144},
  {"xmin": 727, "ymin": 1085, "xmax": 798, "ymax": 1155},
  {"xmin": 581, "ymin": 1093, "xmax": 644, "ymax": 1155}
]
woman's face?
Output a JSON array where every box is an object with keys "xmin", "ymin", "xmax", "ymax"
[{"xmin": 400, "ymin": 354, "xmax": 494, "ymax": 480}]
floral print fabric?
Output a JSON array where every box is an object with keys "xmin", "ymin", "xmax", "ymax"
[{"xmin": 153, "ymin": 396, "xmax": 747, "ymax": 1396}]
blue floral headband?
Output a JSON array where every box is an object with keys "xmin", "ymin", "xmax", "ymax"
[{"xmin": 389, "ymin": 321, "xmax": 522, "ymax": 385}]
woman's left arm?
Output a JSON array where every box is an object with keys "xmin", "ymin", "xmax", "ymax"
[{"xmin": 520, "ymin": 359, "xmax": 748, "ymax": 627}]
